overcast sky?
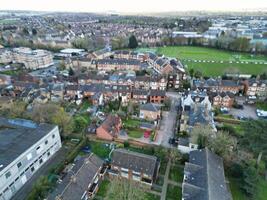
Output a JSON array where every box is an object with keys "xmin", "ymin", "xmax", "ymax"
[{"xmin": 1, "ymin": 0, "xmax": 267, "ymax": 13}]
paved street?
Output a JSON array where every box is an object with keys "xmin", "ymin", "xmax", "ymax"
[{"xmin": 158, "ymin": 92, "xmax": 180, "ymax": 148}]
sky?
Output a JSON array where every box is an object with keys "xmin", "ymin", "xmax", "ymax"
[{"xmin": 1, "ymin": 0, "xmax": 267, "ymax": 13}]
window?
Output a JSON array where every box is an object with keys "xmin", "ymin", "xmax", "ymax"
[
  {"xmin": 39, "ymin": 159, "xmax": 43, "ymax": 164},
  {"xmin": 17, "ymin": 162, "xmax": 22, "ymax": 169},
  {"xmin": 27, "ymin": 153, "xmax": 32, "ymax": 160},
  {"xmin": 5, "ymin": 171, "xmax": 11, "ymax": 179},
  {"xmin": 52, "ymin": 134, "xmax": 55, "ymax": 139},
  {"xmin": 36, "ymin": 146, "xmax": 40, "ymax": 151},
  {"xmin": 47, "ymin": 152, "xmax": 50, "ymax": 157},
  {"xmin": 45, "ymin": 140, "xmax": 48, "ymax": 145},
  {"xmin": 31, "ymin": 167, "xmax": 35, "ymax": 172}
]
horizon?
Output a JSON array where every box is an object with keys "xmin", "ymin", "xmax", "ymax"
[{"xmin": 1, "ymin": 0, "xmax": 267, "ymax": 14}]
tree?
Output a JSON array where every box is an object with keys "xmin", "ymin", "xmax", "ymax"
[
  {"xmin": 32, "ymin": 28, "xmax": 37, "ymax": 35},
  {"xmin": 241, "ymin": 162, "xmax": 259, "ymax": 198},
  {"xmin": 69, "ymin": 67, "xmax": 75, "ymax": 76},
  {"xmin": 73, "ymin": 116, "xmax": 88, "ymax": 133},
  {"xmin": 168, "ymin": 148, "xmax": 182, "ymax": 164},
  {"xmin": 208, "ymin": 131, "xmax": 237, "ymax": 162},
  {"xmin": 128, "ymin": 35, "xmax": 138, "ymax": 49},
  {"xmin": 22, "ymin": 27, "xmax": 29, "ymax": 35},
  {"xmin": 111, "ymin": 36, "xmax": 128, "ymax": 50},
  {"xmin": 191, "ymin": 126, "xmax": 213, "ymax": 148},
  {"xmin": 241, "ymin": 120, "xmax": 267, "ymax": 165},
  {"xmin": 182, "ymin": 80, "xmax": 191, "ymax": 90},
  {"xmin": 52, "ymin": 107, "xmax": 73, "ymax": 136},
  {"xmin": 189, "ymin": 68, "xmax": 194, "ymax": 77}
]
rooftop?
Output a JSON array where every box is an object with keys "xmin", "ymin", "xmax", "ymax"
[{"xmin": 0, "ymin": 118, "xmax": 56, "ymax": 171}]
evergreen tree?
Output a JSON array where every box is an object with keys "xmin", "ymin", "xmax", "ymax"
[{"xmin": 128, "ymin": 35, "xmax": 138, "ymax": 49}]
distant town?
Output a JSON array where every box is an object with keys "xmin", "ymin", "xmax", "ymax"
[{"xmin": 0, "ymin": 10, "xmax": 266, "ymax": 200}]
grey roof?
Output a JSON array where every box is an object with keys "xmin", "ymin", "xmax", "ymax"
[
  {"xmin": 188, "ymin": 105, "xmax": 212, "ymax": 127},
  {"xmin": 0, "ymin": 118, "xmax": 56, "ymax": 170},
  {"xmin": 140, "ymin": 103, "xmax": 161, "ymax": 112},
  {"xmin": 183, "ymin": 148, "xmax": 231, "ymax": 200},
  {"xmin": 112, "ymin": 149, "xmax": 158, "ymax": 176},
  {"xmin": 48, "ymin": 154, "xmax": 103, "ymax": 200}
]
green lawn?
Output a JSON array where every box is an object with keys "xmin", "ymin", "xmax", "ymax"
[
  {"xmin": 156, "ymin": 46, "xmax": 267, "ymax": 62},
  {"xmin": 137, "ymin": 46, "xmax": 267, "ymax": 76},
  {"xmin": 144, "ymin": 192, "xmax": 161, "ymax": 200},
  {"xmin": 229, "ymin": 178, "xmax": 248, "ymax": 200},
  {"xmin": 123, "ymin": 118, "xmax": 141, "ymax": 128},
  {"xmin": 166, "ymin": 184, "xmax": 182, "ymax": 200},
  {"xmin": 79, "ymin": 100, "xmax": 92, "ymax": 112},
  {"xmin": 96, "ymin": 179, "xmax": 110, "ymax": 197},
  {"xmin": 89, "ymin": 141, "xmax": 110, "ymax": 159},
  {"xmin": 169, "ymin": 165, "xmax": 184, "ymax": 183},
  {"xmin": 256, "ymin": 102, "xmax": 267, "ymax": 111},
  {"xmin": 0, "ymin": 19, "xmax": 18, "ymax": 24},
  {"xmin": 255, "ymin": 178, "xmax": 267, "ymax": 200},
  {"xmin": 183, "ymin": 60, "xmax": 267, "ymax": 77},
  {"xmin": 127, "ymin": 128, "xmax": 144, "ymax": 138}
]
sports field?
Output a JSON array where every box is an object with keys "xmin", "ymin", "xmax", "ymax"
[{"xmin": 137, "ymin": 46, "xmax": 267, "ymax": 76}]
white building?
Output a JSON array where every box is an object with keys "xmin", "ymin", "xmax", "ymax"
[
  {"xmin": 0, "ymin": 47, "xmax": 54, "ymax": 70},
  {"xmin": 0, "ymin": 118, "xmax": 62, "ymax": 200}
]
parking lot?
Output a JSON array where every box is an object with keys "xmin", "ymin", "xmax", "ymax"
[{"xmin": 229, "ymin": 105, "xmax": 258, "ymax": 120}]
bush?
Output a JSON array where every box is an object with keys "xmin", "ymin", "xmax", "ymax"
[
  {"xmin": 123, "ymin": 140, "xmax": 130, "ymax": 148},
  {"xmin": 229, "ymin": 163, "xmax": 244, "ymax": 178}
]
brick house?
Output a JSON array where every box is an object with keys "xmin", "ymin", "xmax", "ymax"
[
  {"xmin": 149, "ymin": 90, "xmax": 166, "ymax": 104},
  {"xmin": 109, "ymin": 149, "xmax": 160, "ymax": 187},
  {"xmin": 96, "ymin": 115, "xmax": 122, "ymax": 141},
  {"xmin": 210, "ymin": 92, "xmax": 235, "ymax": 108}
]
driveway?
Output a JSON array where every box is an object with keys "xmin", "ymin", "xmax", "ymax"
[{"xmin": 158, "ymin": 92, "xmax": 180, "ymax": 148}]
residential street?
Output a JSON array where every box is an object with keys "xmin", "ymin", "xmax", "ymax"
[{"xmin": 158, "ymin": 92, "xmax": 180, "ymax": 148}]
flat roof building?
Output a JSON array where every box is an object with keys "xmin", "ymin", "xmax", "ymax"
[{"xmin": 0, "ymin": 118, "xmax": 62, "ymax": 200}]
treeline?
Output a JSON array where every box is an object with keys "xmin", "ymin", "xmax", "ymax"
[{"xmin": 158, "ymin": 35, "xmax": 266, "ymax": 54}]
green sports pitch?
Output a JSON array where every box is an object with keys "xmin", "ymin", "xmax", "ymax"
[{"xmin": 137, "ymin": 46, "xmax": 267, "ymax": 77}]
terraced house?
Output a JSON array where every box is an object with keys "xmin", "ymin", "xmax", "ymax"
[{"xmin": 109, "ymin": 149, "xmax": 160, "ymax": 187}]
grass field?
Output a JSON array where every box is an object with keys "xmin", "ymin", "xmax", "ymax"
[
  {"xmin": 0, "ymin": 19, "xmax": 18, "ymax": 24},
  {"xmin": 157, "ymin": 46, "xmax": 267, "ymax": 61},
  {"xmin": 137, "ymin": 46, "xmax": 267, "ymax": 76}
]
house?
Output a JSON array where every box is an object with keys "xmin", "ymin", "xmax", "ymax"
[
  {"xmin": 182, "ymin": 91, "xmax": 212, "ymax": 111},
  {"xmin": 244, "ymin": 79, "xmax": 267, "ymax": 100},
  {"xmin": 209, "ymin": 92, "xmax": 235, "ymax": 108},
  {"xmin": 47, "ymin": 154, "xmax": 105, "ymax": 200},
  {"xmin": 182, "ymin": 148, "xmax": 232, "ymax": 200},
  {"xmin": 139, "ymin": 103, "xmax": 161, "ymax": 121},
  {"xmin": 132, "ymin": 89, "xmax": 149, "ymax": 104},
  {"xmin": 193, "ymin": 78, "xmax": 242, "ymax": 94},
  {"xmin": 96, "ymin": 115, "xmax": 122, "ymax": 141},
  {"xmin": 109, "ymin": 149, "xmax": 160, "ymax": 187},
  {"xmin": 134, "ymin": 76, "xmax": 150, "ymax": 90},
  {"xmin": 149, "ymin": 76, "xmax": 167, "ymax": 90},
  {"xmin": 149, "ymin": 90, "xmax": 166, "ymax": 104}
]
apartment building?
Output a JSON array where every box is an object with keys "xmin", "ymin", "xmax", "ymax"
[
  {"xmin": 0, "ymin": 118, "xmax": 62, "ymax": 200},
  {"xmin": 0, "ymin": 48, "xmax": 54, "ymax": 70}
]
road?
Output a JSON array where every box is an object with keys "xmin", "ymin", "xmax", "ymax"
[{"xmin": 158, "ymin": 92, "xmax": 180, "ymax": 148}]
